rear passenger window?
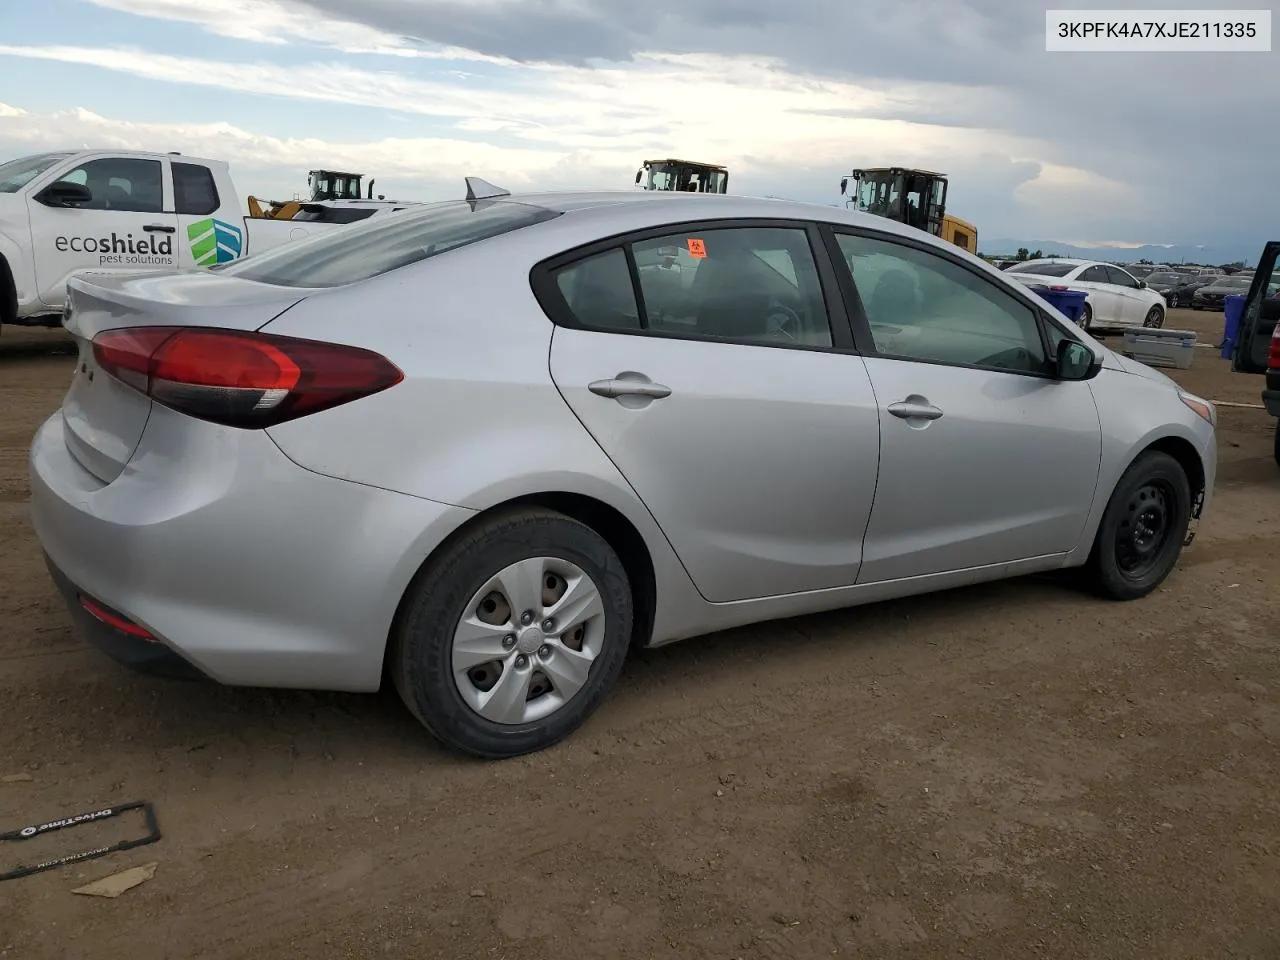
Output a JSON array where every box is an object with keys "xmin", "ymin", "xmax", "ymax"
[
  {"xmin": 633, "ymin": 227, "xmax": 831, "ymax": 347},
  {"xmin": 173, "ymin": 162, "xmax": 220, "ymax": 216},
  {"xmin": 554, "ymin": 249, "xmax": 642, "ymax": 330},
  {"xmin": 546, "ymin": 226, "xmax": 833, "ymax": 348}
]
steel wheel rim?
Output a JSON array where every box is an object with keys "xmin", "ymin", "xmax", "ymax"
[
  {"xmin": 1114, "ymin": 479, "xmax": 1176, "ymax": 580},
  {"xmin": 452, "ymin": 556, "xmax": 606, "ymax": 726}
]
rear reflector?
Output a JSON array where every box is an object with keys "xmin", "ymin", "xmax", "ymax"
[
  {"xmin": 78, "ymin": 594, "xmax": 156, "ymax": 641},
  {"xmin": 91, "ymin": 327, "xmax": 403, "ymax": 428}
]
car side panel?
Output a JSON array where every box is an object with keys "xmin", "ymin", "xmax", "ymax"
[
  {"xmin": 1061, "ymin": 363, "xmax": 1217, "ymax": 566},
  {"xmin": 1075, "ymin": 269, "xmax": 1118, "ymax": 324},
  {"xmin": 256, "ymin": 237, "xmax": 709, "ymax": 647}
]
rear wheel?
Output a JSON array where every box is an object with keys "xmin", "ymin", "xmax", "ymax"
[
  {"xmin": 391, "ymin": 508, "xmax": 633, "ymax": 758},
  {"xmin": 1143, "ymin": 305, "xmax": 1164, "ymax": 328},
  {"xmin": 1086, "ymin": 451, "xmax": 1191, "ymax": 600},
  {"xmin": 1273, "ymin": 419, "xmax": 1280, "ymax": 469},
  {"xmin": 0, "ymin": 255, "xmax": 16, "ymax": 329}
]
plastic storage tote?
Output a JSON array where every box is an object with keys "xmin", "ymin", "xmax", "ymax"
[
  {"xmin": 1221, "ymin": 293, "xmax": 1247, "ymax": 359},
  {"xmin": 1028, "ymin": 286, "xmax": 1089, "ymax": 325},
  {"xmin": 1122, "ymin": 328, "xmax": 1197, "ymax": 369}
]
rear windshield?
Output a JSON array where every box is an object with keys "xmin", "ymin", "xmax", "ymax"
[
  {"xmin": 290, "ymin": 206, "xmax": 379, "ymax": 224},
  {"xmin": 221, "ymin": 199, "xmax": 560, "ymax": 288},
  {"xmin": 1005, "ymin": 261, "xmax": 1076, "ymax": 277}
]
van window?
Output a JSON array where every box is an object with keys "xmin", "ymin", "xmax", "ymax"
[
  {"xmin": 173, "ymin": 162, "xmax": 221, "ymax": 216},
  {"xmin": 53, "ymin": 158, "xmax": 163, "ymax": 213}
]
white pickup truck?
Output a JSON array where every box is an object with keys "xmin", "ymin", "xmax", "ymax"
[{"xmin": 0, "ymin": 149, "xmax": 410, "ymax": 328}]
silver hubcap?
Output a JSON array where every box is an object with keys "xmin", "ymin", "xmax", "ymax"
[{"xmin": 452, "ymin": 556, "xmax": 606, "ymax": 725}]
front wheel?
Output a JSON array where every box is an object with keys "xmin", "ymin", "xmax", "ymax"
[
  {"xmin": 391, "ymin": 508, "xmax": 634, "ymax": 758},
  {"xmin": 1078, "ymin": 302, "xmax": 1093, "ymax": 330},
  {"xmin": 1086, "ymin": 451, "xmax": 1192, "ymax": 600},
  {"xmin": 1143, "ymin": 306, "xmax": 1164, "ymax": 328}
]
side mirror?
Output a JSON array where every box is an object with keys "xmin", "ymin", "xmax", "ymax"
[
  {"xmin": 634, "ymin": 170, "xmax": 642, "ymax": 185},
  {"xmin": 1138, "ymin": 279, "xmax": 1147, "ymax": 289},
  {"xmin": 840, "ymin": 177, "xmax": 848, "ymax": 195},
  {"xmin": 1055, "ymin": 338, "xmax": 1100, "ymax": 381},
  {"xmin": 36, "ymin": 182, "xmax": 93, "ymax": 208}
]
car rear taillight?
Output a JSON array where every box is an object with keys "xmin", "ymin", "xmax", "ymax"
[
  {"xmin": 92, "ymin": 327, "xmax": 403, "ymax": 428},
  {"xmin": 1269, "ymin": 325, "xmax": 1280, "ymax": 371}
]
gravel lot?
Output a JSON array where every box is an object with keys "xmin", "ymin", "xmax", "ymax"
[{"xmin": 1, "ymin": 310, "xmax": 1277, "ymax": 960}]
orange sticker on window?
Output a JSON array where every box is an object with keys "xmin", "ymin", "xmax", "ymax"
[{"xmin": 686, "ymin": 238, "xmax": 706, "ymax": 258}]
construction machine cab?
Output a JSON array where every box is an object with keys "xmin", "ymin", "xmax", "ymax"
[
  {"xmin": 636, "ymin": 159, "xmax": 729, "ymax": 194},
  {"xmin": 841, "ymin": 167, "xmax": 948, "ymax": 237},
  {"xmin": 308, "ymin": 169, "xmax": 377, "ymax": 202}
]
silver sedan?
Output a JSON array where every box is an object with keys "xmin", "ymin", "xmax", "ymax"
[{"xmin": 30, "ymin": 187, "xmax": 1218, "ymax": 758}]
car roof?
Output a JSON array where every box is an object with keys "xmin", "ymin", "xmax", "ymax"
[
  {"xmin": 482, "ymin": 189, "xmax": 943, "ymax": 240},
  {"xmin": 1014, "ymin": 258, "xmax": 1151, "ymax": 270},
  {"xmin": 49, "ymin": 148, "xmax": 229, "ymax": 168},
  {"xmin": 314, "ymin": 199, "xmax": 408, "ymax": 208}
]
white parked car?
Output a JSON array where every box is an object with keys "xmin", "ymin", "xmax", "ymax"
[{"xmin": 1003, "ymin": 258, "xmax": 1168, "ymax": 331}]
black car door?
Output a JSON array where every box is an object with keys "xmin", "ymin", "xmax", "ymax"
[{"xmin": 1232, "ymin": 242, "xmax": 1280, "ymax": 374}]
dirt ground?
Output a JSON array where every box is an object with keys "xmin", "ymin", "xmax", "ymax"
[{"xmin": 1, "ymin": 311, "xmax": 1277, "ymax": 960}]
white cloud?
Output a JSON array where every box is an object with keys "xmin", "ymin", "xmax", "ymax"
[
  {"xmin": 83, "ymin": 0, "xmax": 511, "ymax": 61},
  {"xmin": 1012, "ymin": 162, "xmax": 1139, "ymax": 221},
  {"xmin": 0, "ymin": 37, "xmax": 1148, "ymax": 241},
  {"xmin": 0, "ymin": 102, "xmax": 572, "ymax": 198},
  {"xmin": 0, "ymin": 44, "xmax": 1048, "ymax": 174}
]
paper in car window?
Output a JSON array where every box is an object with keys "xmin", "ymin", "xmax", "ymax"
[{"xmin": 686, "ymin": 238, "xmax": 706, "ymax": 259}]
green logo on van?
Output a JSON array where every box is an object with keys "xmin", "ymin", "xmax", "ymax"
[{"xmin": 188, "ymin": 218, "xmax": 244, "ymax": 266}]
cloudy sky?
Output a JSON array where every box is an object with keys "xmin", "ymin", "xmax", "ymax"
[{"xmin": 0, "ymin": 0, "xmax": 1274, "ymax": 254}]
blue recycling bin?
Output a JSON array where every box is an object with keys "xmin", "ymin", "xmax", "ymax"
[
  {"xmin": 1029, "ymin": 286, "xmax": 1089, "ymax": 325},
  {"xmin": 1221, "ymin": 294, "xmax": 1247, "ymax": 359}
]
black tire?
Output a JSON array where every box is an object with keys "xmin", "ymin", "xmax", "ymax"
[
  {"xmin": 1273, "ymin": 419, "xmax": 1280, "ymax": 470},
  {"xmin": 1086, "ymin": 451, "xmax": 1192, "ymax": 601},
  {"xmin": 1143, "ymin": 305, "xmax": 1164, "ymax": 328},
  {"xmin": 0, "ymin": 255, "xmax": 16, "ymax": 327},
  {"xmin": 1079, "ymin": 302, "xmax": 1093, "ymax": 330},
  {"xmin": 390, "ymin": 508, "xmax": 633, "ymax": 759}
]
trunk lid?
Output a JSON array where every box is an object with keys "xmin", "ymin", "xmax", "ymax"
[{"xmin": 60, "ymin": 271, "xmax": 306, "ymax": 483}]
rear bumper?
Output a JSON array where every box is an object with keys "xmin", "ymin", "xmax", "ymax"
[
  {"xmin": 29, "ymin": 408, "xmax": 477, "ymax": 692},
  {"xmin": 45, "ymin": 556, "xmax": 207, "ymax": 680},
  {"xmin": 1263, "ymin": 388, "xmax": 1280, "ymax": 418}
]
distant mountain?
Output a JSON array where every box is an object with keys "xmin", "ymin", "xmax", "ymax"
[{"xmin": 982, "ymin": 239, "xmax": 1257, "ymax": 267}]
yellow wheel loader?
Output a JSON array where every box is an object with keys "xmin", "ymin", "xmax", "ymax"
[
  {"xmin": 840, "ymin": 167, "xmax": 978, "ymax": 255},
  {"xmin": 248, "ymin": 169, "xmax": 384, "ymax": 220}
]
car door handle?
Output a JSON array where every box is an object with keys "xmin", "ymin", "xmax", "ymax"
[
  {"xmin": 588, "ymin": 378, "xmax": 672, "ymax": 400},
  {"xmin": 888, "ymin": 399, "xmax": 944, "ymax": 421},
  {"xmin": 143, "ymin": 224, "xmax": 175, "ymax": 234}
]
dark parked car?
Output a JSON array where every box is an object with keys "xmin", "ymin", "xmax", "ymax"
[
  {"xmin": 1229, "ymin": 242, "xmax": 1280, "ymax": 467},
  {"xmin": 1146, "ymin": 271, "xmax": 1221, "ymax": 307},
  {"xmin": 1120, "ymin": 264, "xmax": 1165, "ymax": 281},
  {"xmin": 1193, "ymin": 275, "xmax": 1253, "ymax": 310}
]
